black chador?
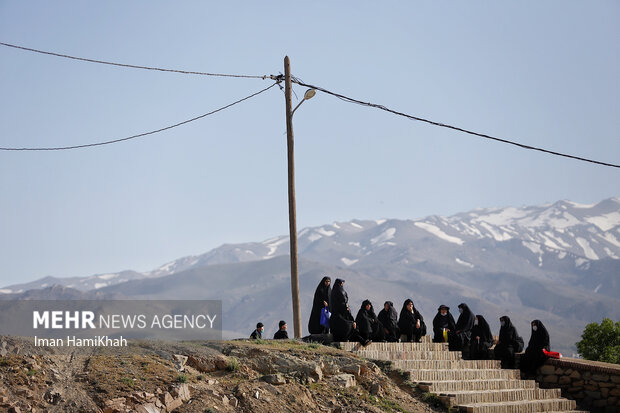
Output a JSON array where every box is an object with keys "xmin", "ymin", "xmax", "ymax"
[
  {"xmin": 378, "ymin": 301, "xmax": 399, "ymax": 342},
  {"xmin": 355, "ymin": 299, "xmax": 386, "ymax": 342},
  {"xmin": 398, "ymin": 299, "xmax": 425, "ymax": 342},
  {"xmin": 469, "ymin": 315, "xmax": 493, "ymax": 360},
  {"xmin": 329, "ymin": 279, "xmax": 367, "ymax": 344},
  {"xmin": 520, "ymin": 320, "xmax": 550, "ymax": 375},
  {"xmin": 494, "ymin": 315, "xmax": 523, "ymax": 369},
  {"xmin": 330, "ymin": 278, "xmax": 348, "ymax": 317},
  {"xmin": 308, "ymin": 276, "xmax": 331, "ymax": 334},
  {"xmin": 449, "ymin": 303, "xmax": 475, "ymax": 351},
  {"xmin": 432, "ymin": 304, "xmax": 455, "ymax": 343}
]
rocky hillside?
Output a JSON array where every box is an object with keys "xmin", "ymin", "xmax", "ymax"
[{"xmin": 0, "ymin": 337, "xmax": 443, "ymax": 413}]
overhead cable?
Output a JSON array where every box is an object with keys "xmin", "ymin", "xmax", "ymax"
[
  {"xmin": 0, "ymin": 82, "xmax": 280, "ymax": 151},
  {"xmin": 291, "ymin": 78, "xmax": 620, "ymax": 169},
  {"xmin": 0, "ymin": 41, "xmax": 278, "ymax": 80}
]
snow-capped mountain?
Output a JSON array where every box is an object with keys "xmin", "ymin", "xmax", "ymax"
[
  {"xmin": 3, "ymin": 197, "xmax": 620, "ymax": 294},
  {"xmin": 130, "ymin": 197, "xmax": 620, "ymax": 287},
  {"xmin": 2, "ymin": 197, "xmax": 619, "ymax": 355}
]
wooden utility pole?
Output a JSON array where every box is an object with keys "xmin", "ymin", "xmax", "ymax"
[{"xmin": 284, "ymin": 56, "xmax": 302, "ymax": 339}]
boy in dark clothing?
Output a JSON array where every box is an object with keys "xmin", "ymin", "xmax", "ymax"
[
  {"xmin": 250, "ymin": 322, "xmax": 264, "ymax": 339},
  {"xmin": 274, "ymin": 320, "xmax": 289, "ymax": 339}
]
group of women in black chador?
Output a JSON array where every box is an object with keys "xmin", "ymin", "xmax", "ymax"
[
  {"xmin": 308, "ymin": 277, "xmax": 428, "ymax": 346},
  {"xmin": 308, "ymin": 276, "xmax": 552, "ymax": 373}
]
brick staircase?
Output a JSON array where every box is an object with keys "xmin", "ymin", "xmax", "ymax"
[{"xmin": 339, "ymin": 337, "xmax": 588, "ymax": 413}]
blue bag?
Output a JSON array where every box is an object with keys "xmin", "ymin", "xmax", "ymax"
[{"xmin": 320, "ymin": 307, "xmax": 331, "ymax": 328}]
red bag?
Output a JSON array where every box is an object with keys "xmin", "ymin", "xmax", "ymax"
[{"xmin": 543, "ymin": 349, "xmax": 562, "ymax": 359}]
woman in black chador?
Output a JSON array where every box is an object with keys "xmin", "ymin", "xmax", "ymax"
[
  {"xmin": 355, "ymin": 299, "xmax": 386, "ymax": 342},
  {"xmin": 469, "ymin": 315, "xmax": 494, "ymax": 360},
  {"xmin": 329, "ymin": 279, "xmax": 368, "ymax": 345},
  {"xmin": 308, "ymin": 276, "xmax": 331, "ymax": 334},
  {"xmin": 432, "ymin": 304, "xmax": 456, "ymax": 343},
  {"xmin": 449, "ymin": 303, "xmax": 475, "ymax": 352},
  {"xmin": 520, "ymin": 320, "xmax": 550, "ymax": 375},
  {"xmin": 494, "ymin": 315, "xmax": 523, "ymax": 369},
  {"xmin": 398, "ymin": 299, "xmax": 425, "ymax": 342},
  {"xmin": 378, "ymin": 301, "xmax": 400, "ymax": 342}
]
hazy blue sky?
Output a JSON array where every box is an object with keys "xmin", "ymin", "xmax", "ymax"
[{"xmin": 1, "ymin": 2, "xmax": 619, "ymax": 286}]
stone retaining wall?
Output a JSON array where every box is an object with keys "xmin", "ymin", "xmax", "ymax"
[{"xmin": 534, "ymin": 356, "xmax": 620, "ymax": 412}]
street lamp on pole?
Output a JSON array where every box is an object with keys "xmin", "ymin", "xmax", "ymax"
[
  {"xmin": 292, "ymin": 89, "xmax": 317, "ymax": 116},
  {"xmin": 283, "ymin": 56, "xmax": 316, "ymax": 339}
]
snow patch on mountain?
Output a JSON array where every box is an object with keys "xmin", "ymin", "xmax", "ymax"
[
  {"xmin": 575, "ymin": 258, "xmax": 589, "ymax": 267},
  {"xmin": 156, "ymin": 262, "xmax": 176, "ymax": 274},
  {"xmin": 586, "ymin": 212, "xmax": 620, "ymax": 232},
  {"xmin": 523, "ymin": 210, "xmax": 580, "ymax": 229},
  {"xmin": 479, "ymin": 222, "xmax": 512, "ymax": 241},
  {"xmin": 472, "ymin": 207, "xmax": 529, "ymax": 226},
  {"xmin": 97, "ymin": 273, "xmax": 119, "ymax": 280},
  {"xmin": 523, "ymin": 241, "xmax": 543, "ymax": 255},
  {"xmin": 265, "ymin": 237, "xmax": 288, "ymax": 256},
  {"xmin": 604, "ymin": 247, "xmax": 619, "ymax": 259},
  {"xmin": 566, "ymin": 200, "xmax": 597, "ymax": 209},
  {"xmin": 316, "ymin": 227, "xmax": 336, "ymax": 237},
  {"xmin": 455, "ymin": 258, "xmax": 474, "ymax": 268},
  {"xmin": 539, "ymin": 234, "xmax": 563, "ymax": 250},
  {"xmin": 341, "ymin": 258, "xmax": 359, "ymax": 266},
  {"xmin": 415, "ymin": 222, "xmax": 464, "ymax": 245},
  {"xmin": 576, "ymin": 237, "xmax": 599, "ymax": 260},
  {"xmin": 371, "ymin": 228, "xmax": 396, "ymax": 245},
  {"xmin": 544, "ymin": 231, "xmax": 571, "ymax": 248}
]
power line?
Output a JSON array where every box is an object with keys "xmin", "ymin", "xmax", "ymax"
[
  {"xmin": 0, "ymin": 41, "xmax": 279, "ymax": 80},
  {"xmin": 0, "ymin": 81, "xmax": 280, "ymax": 151},
  {"xmin": 291, "ymin": 77, "xmax": 620, "ymax": 169},
  {"xmin": 2, "ymin": 41, "xmax": 617, "ymax": 168}
]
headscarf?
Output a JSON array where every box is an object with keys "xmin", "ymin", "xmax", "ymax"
[
  {"xmin": 360, "ymin": 299, "xmax": 374, "ymax": 314},
  {"xmin": 381, "ymin": 301, "xmax": 398, "ymax": 323},
  {"xmin": 455, "ymin": 303, "xmax": 475, "ymax": 332},
  {"xmin": 499, "ymin": 315, "xmax": 517, "ymax": 344},
  {"xmin": 433, "ymin": 304, "xmax": 455, "ymax": 331},
  {"xmin": 472, "ymin": 314, "xmax": 493, "ymax": 344},
  {"xmin": 398, "ymin": 299, "xmax": 422, "ymax": 331},
  {"xmin": 355, "ymin": 299, "xmax": 375, "ymax": 336},
  {"xmin": 313, "ymin": 276, "xmax": 331, "ymax": 309},
  {"xmin": 528, "ymin": 319, "xmax": 550, "ymax": 351},
  {"xmin": 401, "ymin": 299, "xmax": 414, "ymax": 314},
  {"xmin": 330, "ymin": 278, "xmax": 348, "ymax": 316}
]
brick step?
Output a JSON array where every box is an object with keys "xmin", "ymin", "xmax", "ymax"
[
  {"xmin": 408, "ymin": 368, "xmax": 520, "ymax": 381},
  {"xmin": 417, "ymin": 378, "xmax": 537, "ymax": 392},
  {"xmin": 400, "ymin": 335, "xmax": 433, "ymax": 343},
  {"xmin": 455, "ymin": 398, "xmax": 577, "ymax": 413},
  {"xmin": 439, "ymin": 388, "xmax": 562, "ymax": 405},
  {"xmin": 353, "ymin": 350, "xmax": 462, "ymax": 360},
  {"xmin": 338, "ymin": 341, "xmax": 447, "ymax": 352},
  {"xmin": 391, "ymin": 359, "xmax": 500, "ymax": 370}
]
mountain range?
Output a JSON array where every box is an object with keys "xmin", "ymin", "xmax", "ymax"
[{"xmin": 2, "ymin": 197, "xmax": 620, "ymax": 355}]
